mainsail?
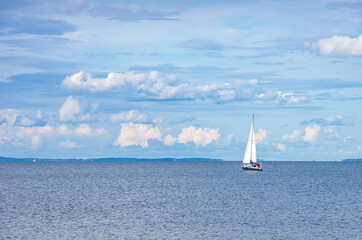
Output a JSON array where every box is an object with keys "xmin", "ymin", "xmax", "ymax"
[{"xmin": 243, "ymin": 114, "xmax": 257, "ymax": 164}]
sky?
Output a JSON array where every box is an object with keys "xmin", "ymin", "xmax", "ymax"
[{"xmin": 0, "ymin": 0, "xmax": 361, "ymax": 161}]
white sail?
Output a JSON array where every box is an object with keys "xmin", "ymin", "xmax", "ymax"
[{"xmin": 243, "ymin": 115, "xmax": 257, "ymax": 164}]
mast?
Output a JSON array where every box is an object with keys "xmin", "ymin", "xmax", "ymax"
[{"xmin": 250, "ymin": 113, "xmax": 254, "ymax": 162}]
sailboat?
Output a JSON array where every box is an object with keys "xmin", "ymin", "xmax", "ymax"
[{"xmin": 242, "ymin": 114, "xmax": 262, "ymax": 171}]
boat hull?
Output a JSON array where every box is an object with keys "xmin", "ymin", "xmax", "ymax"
[{"xmin": 242, "ymin": 165, "xmax": 262, "ymax": 171}]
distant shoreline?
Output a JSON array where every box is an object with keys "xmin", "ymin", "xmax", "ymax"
[
  {"xmin": 341, "ymin": 158, "xmax": 362, "ymax": 162},
  {"xmin": 0, "ymin": 157, "xmax": 222, "ymax": 162}
]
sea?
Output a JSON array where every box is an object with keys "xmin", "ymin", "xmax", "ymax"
[{"xmin": 0, "ymin": 161, "xmax": 361, "ymax": 239}]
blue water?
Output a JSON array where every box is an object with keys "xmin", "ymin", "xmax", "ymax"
[{"xmin": 0, "ymin": 161, "xmax": 361, "ymax": 239}]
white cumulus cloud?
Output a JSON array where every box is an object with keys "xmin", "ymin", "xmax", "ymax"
[
  {"xmin": 178, "ymin": 126, "xmax": 220, "ymax": 146},
  {"xmin": 0, "ymin": 121, "xmax": 53, "ymax": 149},
  {"xmin": 114, "ymin": 122, "xmax": 162, "ymax": 148},
  {"xmin": 0, "ymin": 109, "xmax": 21, "ymax": 125},
  {"xmin": 311, "ymin": 35, "xmax": 362, "ymax": 56},
  {"xmin": 61, "ymin": 71, "xmax": 307, "ymax": 104},
  {"xmin": 15, "ymin": 125, "xmax": 53, "ymax": 139},
  {"xmin": 59, "ymin": 96, "xmax": 93, "ymax": 122},
  {"xmin": 303, "ymin": 125, "xmax": 321, "ymax": 143},
  {"xmin": 74, "ymin": 124, "xmax": 92, "ymax": 136},
  {"xmin": 164, "ymin": 134, "xmax": 177, "ymax": 146},
  {"xmin": 255, "ymin": 128, "xmax": 267, "ymax": 144},
  {"xmin": 0, "ymin": 108, "xmax": 109, "ymax": 150},
  {"xmin": 62, "ymin": 70, "xmax": 176, "ymax": 93}
]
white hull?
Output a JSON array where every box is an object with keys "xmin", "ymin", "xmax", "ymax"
[{"xmin": 242, "ymin": 164, "xmax": 262, "ymax": 171}]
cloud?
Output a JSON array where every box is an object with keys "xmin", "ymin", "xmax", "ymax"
[
  {"xmin": 217, "ymin": 133, "xmax": 234, "ymax": 147},
  {"xmin": 58, "ymin": 96, "xmax": 94, "ymax": 122},
  {"xmin": 74, "ymin": 124, "xmax": 92, "ymax": 136},
  {"xmin": 57, "ymin": 125, "xmax": 72, "ymax": 135},
  {"xmin": 57, "ymin": 140, "xmax": 79, "ymax": 149},
  {"xmin": 61, "ymin": 71, "xmax": 178, "ymax": 94},
  {"xmin": 95, "ymin": 128, "xmax": 108, "ymax": 135},
  {"xmin": 0, "ymin": 109, "xmax": 22, "ymax": 125},
  {"xmin": 225, "ymin": 133, "xmax": 234, "ymax": 146},
  {"xmin": 0, "ymin": 109, "xmax": 52, "ymax": 149},
  {"xmin": 282, "ymin": 125, "xmax": 321, "ymax": 144},
  {"xmin": 58, "ymin": 124, "xmax": 108, "ymax": 137},
  {"xmin": 0, "ymin": 0, "xmax": 88, "ymax": 13},
  {"xmin": 323, "ymin": 126, "xmax": 339, "ymax": 140},
  {"xmin": 14, "ymin": 116, "xmax": 36, "ymax": 127},
  {"xmin": 62, "ymin": 71, "xmax": 307, "ymax": 104},
  {"xmin": 90, "ymin": 3, "xmax": 179, "ymax": 22},
  {"xmin": 0, "ymin": 12, "xmax": 77, "ymax": 35},
  {"xmin": 302, "ymin": 125, "xmax": 321, "ymax": 143},
  {"xmin": 15, "ymin": 125, "xmax": 53, "ymax": 138},
  {"xmin": 164, "ymin": 134, "xmax": 177, "ymax": 146},
  {"xmin": 255, "ymin": 128, "xmax": 267, "ymax": 144},
  {"xmin": 300, "ymin": 115, "xmax": 354, "ymax": 126},
  {"xmin": 0, "ymin": 109, "xmax": 47, "ymax": 128},
  {"xmin": 178, "ymin": 126, "xmax": 220, "ymax": 146},
  {"xmin": 0, "ymin": 108, "xmax": 108, "ymax": 150},
  {"xmin": 276, "ymin": 143, "xmax": 286, "ymax": 151},
  {"xmin": 3, "ymin": 37, "xmax": 78, "ymax": 55},
  {"xmin": 113, "ymin": 123, "xmax": 221, "ymax": 148},
  {"xmin": 254, "ymin": 91, "xmax": 308, "ymax": 104},
  {"xmin": 178, "ymin": 39, "xmax": 223, "ymax": 51},
  {"xmin": 0, "ymin": 56, "xmax": 79, "ymax": 70},
  {"xmin": 14, "ymin": 113, "xmax": 46, "ymax": 127},
  {"xmin": 311, "ymin": 35, "xmax": 362, "ymax": 56},
  {"xmin": 31, "ymin": 135, "xmax": 42, "ymax": 149},
  {"xmin": 0, "ymin": 122, "xmax": 53, "ymax": 149},
  {"xmin": 114, "ymin": 122, "xmax": 162, "ymax": 148},
  {"xmin": 282, "ymin": 130, "xmax": 302, "ymax": 142},
  {"xmin": 110, "ymin": 110, "xmax": 151, "ymax": 123},
  {"xmin": 128, "ymin": 63, "xmax": 227, "ymax": 74}
]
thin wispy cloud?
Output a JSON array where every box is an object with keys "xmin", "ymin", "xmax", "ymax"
[
  {"xmin": 90, "ymin": 3, "xmax": 180, "ymax": 22},
  {"xmin": 110, "ymin": 110, "xmax": 152, "ymax": 124},
  {"xmin": 0, "ymin": 56, "xmax": 79, "ymax": 70},
  {"xmin": 178, "ymin": 39, "xmax": 224, "ymax": 51},
  {"xmin": 299, "ymin": 115, "xmax": 354, "ymax": 126},
  {"xmin": 0, "ymin": 12, "xmax": 77, "ymax": 35}
]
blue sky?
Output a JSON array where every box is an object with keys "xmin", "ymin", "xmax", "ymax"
[{"xmin": 0, "ymin": 0, "xmax": 361, "ymax": 161}]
